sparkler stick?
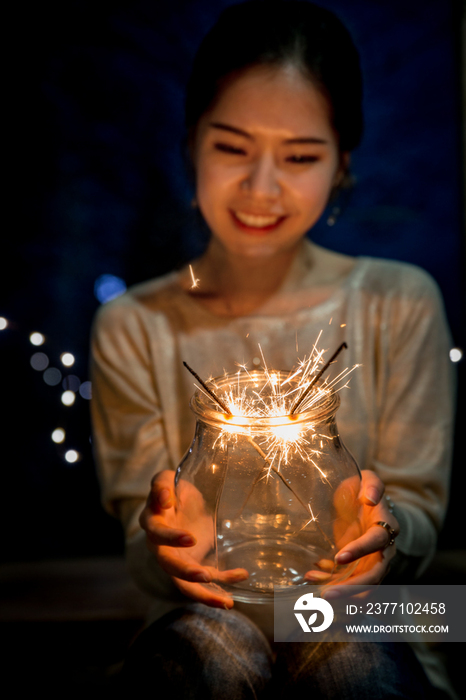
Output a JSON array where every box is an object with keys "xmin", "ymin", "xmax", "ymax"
[
  {"xmin": 289, "ymin": 342, "xmax": 348, "ymax": 415},
  {"xmin": 183, "ymin": 361, "xmax": 232, "ymax": 415},
  {"xmin": 245, "ymin": 438, "xmax": 310, "ymax": 512}
]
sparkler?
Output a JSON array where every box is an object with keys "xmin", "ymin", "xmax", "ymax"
[
  {"xmin": 183, "ymin": 339, "xmax": 358, "ymax": 542},
  {"xmin": 183, "ymin": 361, "xmax": 232, "ymax": 415},
  {"xmin": 189, "ymin": 264, "xmax": 200, "ymax": 289}
]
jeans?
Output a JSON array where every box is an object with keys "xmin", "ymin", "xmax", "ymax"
[{"xmin": 122, "ymin": 603, "xmax": 445, "ymax": 699}]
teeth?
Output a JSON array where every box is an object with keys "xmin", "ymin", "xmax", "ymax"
[{"xmin": 235, "ymin": 211, "xmax": 281, "ymax": 227}]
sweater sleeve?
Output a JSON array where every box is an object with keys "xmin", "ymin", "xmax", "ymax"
[
  {"xmin": 90, "ymin": 298, "xmax": 174, "ymax": 533},
  {"xmin": 90, "ymin": 297, "xmax": 185, "ymax": 600},
  {"xmin": 371, "ymin": 267, "xmax": 455, "ymax": 578}
]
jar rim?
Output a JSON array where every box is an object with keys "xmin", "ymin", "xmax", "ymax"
[{"xmin": 190, "ymin": 369, "xmax": 340, "ymax": 428}]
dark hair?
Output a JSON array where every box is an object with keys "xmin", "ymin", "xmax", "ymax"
[{"xmin": 185, "ymin": 0, "xmax": 363, "ymax": 153}]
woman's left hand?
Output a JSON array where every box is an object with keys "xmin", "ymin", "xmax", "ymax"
[
  {"xmin": 334, "ymin": 470, "xmax": 399, "ymax": 585},
  {"xmin": 306, "ymin": 470, "xmax": 399, "ymax": 592}
]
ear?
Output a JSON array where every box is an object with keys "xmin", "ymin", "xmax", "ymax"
[{"xmin": 335, "ymin": 152, "xmax": 351, "ymax": 187}]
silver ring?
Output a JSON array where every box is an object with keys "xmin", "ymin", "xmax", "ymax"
[{"xmin": 375, "ymin": 521, "xmax": 397, "ymax": 547}]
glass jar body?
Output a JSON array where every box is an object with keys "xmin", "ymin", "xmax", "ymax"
[{"xmin": 175, "ymin": 372, "xmax": 362, "ymax": 603}]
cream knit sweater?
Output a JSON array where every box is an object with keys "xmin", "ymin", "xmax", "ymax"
[{"xmin": 91, "ymin": 244, "xmax": 454, "ymax": 622}]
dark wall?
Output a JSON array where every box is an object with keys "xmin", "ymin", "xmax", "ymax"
[{"xmin": 4, "ymin": 0, "xmax": 464, "ymax": 560}]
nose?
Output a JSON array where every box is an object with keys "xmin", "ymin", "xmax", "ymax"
[{"xmin": 241, "ymin": 152, "xmax": 281, "ymax": 198}]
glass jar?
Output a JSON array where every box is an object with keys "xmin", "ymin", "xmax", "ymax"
[{"xmin": 174, "ymin": 370, "xmax": 361, "ymax": 603}]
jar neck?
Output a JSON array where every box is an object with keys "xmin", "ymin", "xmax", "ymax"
[{"xmin": 190, "ymin": 370, "xmax": 341, "ymax": 431}]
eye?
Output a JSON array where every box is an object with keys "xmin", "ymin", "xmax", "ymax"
[
  {"xmin": 286, "ymin": 154, "xmax": 319, "ymax": 164},
  {"xmin": 214, "ymin": 142, "xmax": 246, "ymax": 155}
]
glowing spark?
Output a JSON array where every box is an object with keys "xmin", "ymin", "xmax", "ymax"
[
  {"xmin": 298, "ymin": 503, "xmax": 318, "ymax": 533},
  {"xmin": 310, "ymin": 459, "xmax": 329, "ymax": 483},
  {"xmin": 189, "ymin": 264, "xmax": 200, "ymax": 289},
  {"xmin": 183, "ymin": 333, "xmax": 357, "ymax": 545}
]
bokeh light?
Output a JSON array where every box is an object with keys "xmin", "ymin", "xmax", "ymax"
[
  {"xmin": 63, "ymin": 375, "xmax": 81, "ymax": 392},
  {"xmin": 30, "ymin": 352, "xmax": 49, "ymax": 371},
  {"xmin": 43, "ymin": 368, "xmax": 62, "ymax": 386},
  {"xmin": 60, "ymin": 352, "xmax": 75, "ymax": 367},
  {"xmin": 65, "ymin": 450, "xmax": 80, "ymax": 463},
  {"xmin": 30, "ymin": 332, "xmax": 45, "ymax": 346},
  {"xmin": 79, "ymin": 381, "xmax": 92, "ymax": 400},
  {"xmin": 450, "ymin": 348, "xmax": 463, "ymax": 363},
  {"xmin": 52, "ymin": 428, "xmax": 66, "ymax": 444},
  {"xmin": 94, "ymin": 274, "xmax": 127, "ymax": 304},
  {"xmin": 0, "ymin": 317, "xmax": 8, "ymax": 330},
  {"xmin": 61, "ymin": 390, "xmax": 76, "ymax": 406}
]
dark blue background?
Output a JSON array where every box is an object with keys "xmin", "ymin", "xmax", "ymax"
[{"xmin": 4, "ymin": 0, "xmax": 464, "ymax": 560}]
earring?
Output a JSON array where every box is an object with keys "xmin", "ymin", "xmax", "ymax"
[{"xmin": 327, "ymin": 205, "xmax": 340, "ymax": 226}]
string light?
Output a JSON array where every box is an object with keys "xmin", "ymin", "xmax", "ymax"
[
  {"xmin": 30, "ymin": 352, "xmax": 49, "ymax": 371},
  {"xmin": 450, "ymin": 348, "xmax": 463, "ymax": 363},
  {"xmin": 63, "ymin": 375, "xmax": 80, "ymax": 392},
  {"xmin": 79, "ymin": 381, "xmax": 92, "ymax": 400},
  {"xmin": 4, "ymin": 313, "xmax": 94, "ymax": 467},
  {"xmin": 52, "ymin": 428, "xmax": 66, "ymax": 444},
  {"xmin": 44, "ymin": 368, "xmax": 62, "ymax": 386},
  {"xmin": 61, "ymin": 390, "xmax": 76, "ymax": 406},
  {"xmin": 30, "ymin": 332, "xmax": 45, "ymax": 346},
  {"xmin": 60, "ymin": 352, "xmax": 75, "ymax": 367}
]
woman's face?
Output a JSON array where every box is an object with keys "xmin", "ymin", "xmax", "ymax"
[{"xmin": 193, "ymin": 64, "xmax": 347, "ymax": 260}]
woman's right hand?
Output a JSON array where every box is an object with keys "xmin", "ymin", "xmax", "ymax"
[{"xmin": 139, "ymin": 470, "xmax": 247, "ymax": 608}]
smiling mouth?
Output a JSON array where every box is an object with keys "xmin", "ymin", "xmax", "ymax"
[{"xmin": 232, "ymin": 210, "xmax": 286, "ymax": 230}]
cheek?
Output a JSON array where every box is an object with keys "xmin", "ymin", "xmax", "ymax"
[
  {"xmin": 292, "ymin": 170, "xmax": 335, "ymax": 211},
  {"xmin": 196, "ymin": 162, "xmax": 238, "ymax": 209}
]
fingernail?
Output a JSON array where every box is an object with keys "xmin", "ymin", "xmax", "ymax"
[
  {"xmin": 336, "ymin": 552, "xmax": 352, "ymax": 564},
  {"xmin": 366, "ymin": 487, "xmax": 380, "ymax": 505},
  {"xmin": 179, "ymin": 536, "xmax": 195, "ymax": 547},
  {"xmin": 305, "ymin": 571, "xmax": 332, "ymax": 581},
  {"xmin": 193, "ymin": 571, "xmax": 211, "ymax": 583},
  {"xmin": 323, "ymin": 590, "xmax": 341, "ymax": 600},
  {"xmin": 159, "ymin": 489, "xmax": 171, "ymax": 507}
]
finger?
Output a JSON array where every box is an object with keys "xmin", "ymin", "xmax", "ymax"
[
  {"xmin": 144, "ymin": 518, "xmax": 197, "ymax": 547},
  {"xmin": 207, "ymin": 567, "xmax": 249, "ymax": 584},
  {"xmin": 323, "ymin": 561, "xmax": 390, "ymax": 598},
  {"xmin": 335, "ymin": 523, "xmax": 395, "ymax": 564},
  {"xmin": 157, "ymin": 545, "xmax": 213, "ymax": 583},
  {"xmin": 303, "ymin": 557, "xmax": 338, "ymax": 582},
  {"xmin": 147, "ymin": 485, "xmax": 175, "ymax": 511},
  {"xmin": 358, "ymin": 470, "xmax": 385, "ymax": 506},
  {"xmin": 147, "ymin": 471, "xmax": 176, "ymax": 511},
  {"xmin": 304, "ymin": 570, "xmax": 332, "ymax": 582},
  {"xmin": 173, "ymin": 578, "xmax": 234, "ymax": 609}
]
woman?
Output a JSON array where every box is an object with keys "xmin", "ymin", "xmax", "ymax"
[{"xmin": 91, "ymin": 2, "xmax": 454, "ymax": 696}]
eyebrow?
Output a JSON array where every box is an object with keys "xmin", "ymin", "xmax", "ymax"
[{"xmin": 209, "ymin": 122, "xmax": 328, "ymax": 145}]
